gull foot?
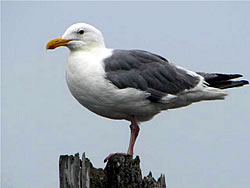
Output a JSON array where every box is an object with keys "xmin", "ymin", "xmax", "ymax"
[{"xmin": 104, "ymin": 153, "xmax": 132, "ymax": 163}]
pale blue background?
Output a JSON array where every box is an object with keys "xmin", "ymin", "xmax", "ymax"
[{"xmin": 1, "ymin": 2, "xmax": 250, "ymax": 188}]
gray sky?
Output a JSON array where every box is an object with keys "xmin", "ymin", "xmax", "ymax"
[{"xmin": 2, "ymin": 1, "xmax": 250, "ymax": 188}]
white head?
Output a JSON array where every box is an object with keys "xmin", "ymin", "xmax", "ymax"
[{"xmin": 46, "ymin": 23, "xmax": 105, "ymax": 51}]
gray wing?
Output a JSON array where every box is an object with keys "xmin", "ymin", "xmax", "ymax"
[{"xmin": 104, "ymin": 50, "xmax": 200, "ymax": 102}]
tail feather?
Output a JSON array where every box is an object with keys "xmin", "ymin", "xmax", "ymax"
[{"xmin": 196, "ymin": 72, "xmax": 249, "ymax": 89}]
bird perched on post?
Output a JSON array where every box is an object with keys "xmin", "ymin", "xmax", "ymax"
[{"xmin": 47, "ymin": 23, "xmax": 248, "ymax": 161}]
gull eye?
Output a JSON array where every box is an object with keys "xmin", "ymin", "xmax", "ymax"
[{"xmin": 78, "ymin": 30, "xmax": 84, "ymax": 35}]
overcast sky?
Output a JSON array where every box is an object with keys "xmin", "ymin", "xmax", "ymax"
[{"xmin": 2, "ymin": 1, "xmax": 250, "ymax": 188}]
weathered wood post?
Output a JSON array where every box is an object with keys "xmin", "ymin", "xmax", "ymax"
[{"xmin": 59, "ymin": 153, "xmax": 167, "ymax": 188}]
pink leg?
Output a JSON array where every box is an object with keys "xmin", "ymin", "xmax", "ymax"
[
  {"xmin": 104, "ymin": 118, "xmax": 140, "ymax": 163},
  {"xmin": 127, "ymin": 118, "xmax": 140, "ymax": 155}
]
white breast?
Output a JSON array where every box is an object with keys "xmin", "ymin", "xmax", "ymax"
[
  {"xmin": 66, "ymin": 48, "xmax": 113, "ymax": 106},
  {"xmin": 65, "ymin": 48, "xmax": 159, "ymax": 121}
]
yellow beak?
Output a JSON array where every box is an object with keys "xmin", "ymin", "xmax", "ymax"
[{"xmin": 46, "ymin": 37, "xmax": 71, "ymax": 50}]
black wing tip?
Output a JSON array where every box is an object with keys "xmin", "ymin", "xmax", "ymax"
[
  {"xmin": 219, "ymin": 80, "xmax": 249, "ymax": 89},
  {"xmin": 241, "ymin": 80, "xmax": 249, "ymax": 85},
  {"xmin": 228, "ymin": 73, "xmax": 243, "ymax": 79},
  {"xmin": 217, "ymin": 73, "xmax": 243, "ymax": 79},
  {"xmin": 199, "ymin": 72, "xmax": 249, "ymax": 89}
]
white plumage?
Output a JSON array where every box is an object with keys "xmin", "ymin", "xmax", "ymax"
[{"xmin": 46, "ymin": 23, "xmax": 248, "ymax": 158}]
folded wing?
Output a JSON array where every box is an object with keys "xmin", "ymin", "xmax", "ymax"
[{"xmin": 103, "ymin": 50, "xmax": 201, "ymax": 102}]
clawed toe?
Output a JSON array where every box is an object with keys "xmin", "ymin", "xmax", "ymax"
[{"xmin": 104, "ymin": 153, "xmax": 131, "ymax": 163}]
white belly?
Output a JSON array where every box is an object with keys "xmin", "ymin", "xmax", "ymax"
[{"xmin": 65, "ymin": 49, "xmax": 160, "ymax": 121}]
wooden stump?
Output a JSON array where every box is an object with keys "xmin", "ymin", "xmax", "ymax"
[{"xmin": 59, "ymin": 153, "xmax": 167, "ymax": 188}]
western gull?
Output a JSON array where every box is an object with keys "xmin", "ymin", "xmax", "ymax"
[{"xmin": 46, "ymin": 23, "xmax": 249, "ymax": 161}]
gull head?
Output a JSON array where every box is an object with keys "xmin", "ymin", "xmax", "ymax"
[{"xmin": 46, "ymin": 23, "xmax": 105, "ymax": 51}]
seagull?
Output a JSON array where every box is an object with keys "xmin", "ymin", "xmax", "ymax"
[{"xmin": 47, "ymin": 23, "xmax": 248, "ymax": 161}]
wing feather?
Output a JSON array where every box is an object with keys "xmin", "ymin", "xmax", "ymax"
[{"xmin": 104, "ymin": 50, "xmax": 200, "ymax": 102}]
